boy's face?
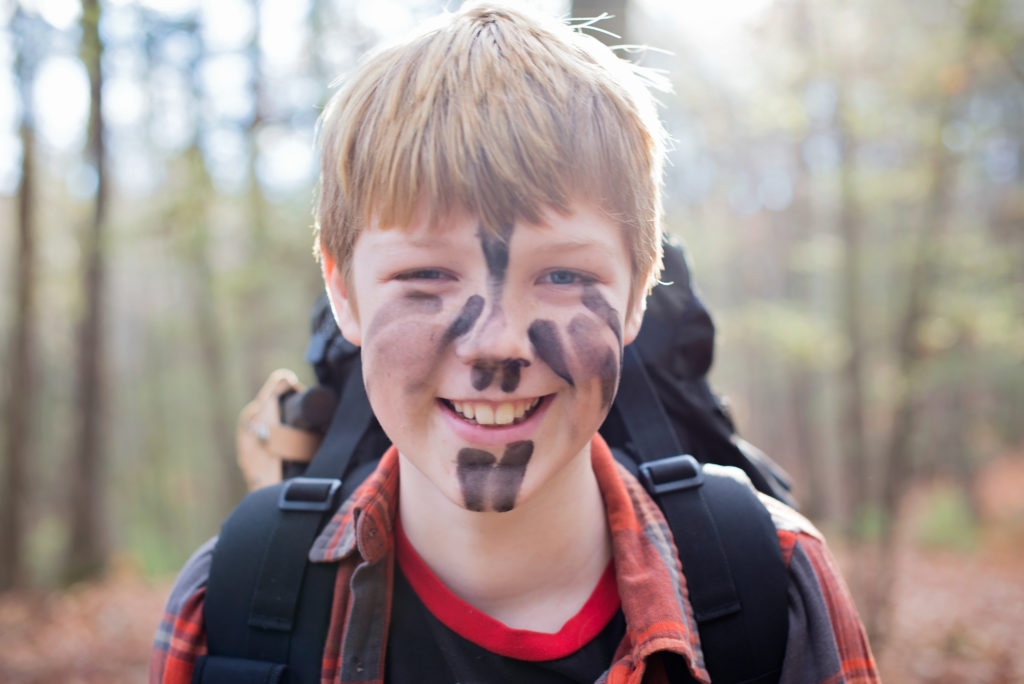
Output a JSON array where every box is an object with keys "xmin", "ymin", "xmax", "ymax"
[{"xmin": 323, "ymin": 202, "xmax": 644, "ymax": 513}]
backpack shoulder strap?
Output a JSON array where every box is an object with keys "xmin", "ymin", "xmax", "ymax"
[
  {"xmin": 197, "ymin": 365, "xmax": 377, "ymax": 684},
  {"xmin": 198, "ymin": 482, "xmax": 340, "ymax": 684},
  {"xmin": 639, "ymin": 454, "xmax": 788, "ymax": 684}
]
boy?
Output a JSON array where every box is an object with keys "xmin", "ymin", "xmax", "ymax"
[{"xmin": 152, "ymin": 3, "xmax": 877, "ymax": 683}]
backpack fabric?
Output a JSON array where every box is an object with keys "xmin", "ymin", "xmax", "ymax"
[{"xmin": 196, "ymin": 240, "xmax": 794, "ymax": 684}]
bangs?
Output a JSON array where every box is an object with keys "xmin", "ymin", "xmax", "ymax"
[{"xmin": 316, "ymin": 2, "xmax": 666, "ymax": 291}]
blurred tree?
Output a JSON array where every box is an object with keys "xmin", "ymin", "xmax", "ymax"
[
  {"xmin": 65, "ymin": 0, "xmax": 110, "ymax": 583},
  {"xmin": 242, "ymin": 0, "xmax": 274, "ymax": 393},
  {"xmin": 182, "ymin": 19, "xmax": 246, "ymax": 511},
  {"xmin": 834, "ymin": 76, "xmax": 870, "ymax": 534},
  {"xmin": 1, "ymin": 5, "xmax": 41, "ymax": 592}
]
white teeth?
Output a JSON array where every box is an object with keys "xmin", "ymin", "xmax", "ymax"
[
  {"xmin": 495, "ymin": 403, "xmax": 515, "ymax": 425},
  {"xmin": 475, "ymin": 404, "xmax": 495, "ymax": 425},
  {"xmin": 448, "ymin": 397, "xmax": 543, "ymax": 426}
]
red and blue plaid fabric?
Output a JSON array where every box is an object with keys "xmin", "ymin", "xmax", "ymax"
[{"xmin": 151, "ymin": 435, "xmax": 878, "ymax": 684}]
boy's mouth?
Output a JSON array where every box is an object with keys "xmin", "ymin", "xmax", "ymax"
[{"xmin": 441, "ymin": 396, "xmax": 546, "ymax": 427}]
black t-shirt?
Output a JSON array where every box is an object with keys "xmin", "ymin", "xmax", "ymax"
[{"xmin": 386, "ymin": 524, "xmax": 625, "ymax": 684}]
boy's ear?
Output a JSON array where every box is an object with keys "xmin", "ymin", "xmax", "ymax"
[{"xmin": 320, "ymin": 248, "xmax": 362, "ymax": 347}]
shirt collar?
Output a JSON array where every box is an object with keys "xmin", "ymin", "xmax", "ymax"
[
  {"xmin": 308, "ymin": 446, "xmax": 399, "ymax": 564},
  {"xmin": 589, "ymin": 436, "xmax": 710, "ymax": 684},
  {"xmin": 307, "ymin": 435, "xmax": 709, "ymax": 683}
]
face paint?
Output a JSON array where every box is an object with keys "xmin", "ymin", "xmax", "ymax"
[
  {"xmin": 470, "ymin": 358, "xmax": 529, "ymax": 392},
  {"xmin": 456, "ymin": 448, "xmax": 495, "ymax": 512},
  {"xmin": 491, "ymin": 441, "xmax": 534, "ymax": 512},
  {"xmin": 478, "ymin": 222, "xmax": 513, "ymax": 287},
  {"xmin": 364, "ymin": 294, "xmax": 443, "ymax": 342},
  {"xmin": 471, "ymin": 363, "xmax": 497, "ymax": 391},
  {"xmin": 568, "ymin": 315, "xmax": 620, "ymax": 409},
  {"xmin": 440, "ymin": 295, "xmax": 485, "ymax": 348},
  {"xmin": 499, "ymin": 359, "xmax": 527, "ymax": 393},
  {"xmin": 581, "ymin": 284, "xmax": 623, "ymax": 346},
  {"xmin": 456, "ymin": 441, "xmax": 535, "ymax": 512},
  {"xmin": 527, "ymin": 320, "xmax": 575, "ymax": 387}
]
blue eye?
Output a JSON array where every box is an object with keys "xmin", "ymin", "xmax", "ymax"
[{"xmin": 544, "ymin": 270, "xmax": 589, "ymax": 285}]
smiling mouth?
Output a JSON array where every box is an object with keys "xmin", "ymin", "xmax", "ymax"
[{"xmin": 441, "ymin": 396, "xmax": 546, "ymax": 426}]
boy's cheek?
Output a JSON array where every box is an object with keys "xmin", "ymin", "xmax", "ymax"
[
  {"xmin": 363, "ymin": 318, "xmax": 447, "ymax": 398},
  {"xmin": 566, "ymin": 314, "xmax": 620, "ymax": 411}
]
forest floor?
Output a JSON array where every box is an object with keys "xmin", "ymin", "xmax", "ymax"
[{"xmin": 1, "ymin": 455, "xmax": 1022, "ymax": 684}]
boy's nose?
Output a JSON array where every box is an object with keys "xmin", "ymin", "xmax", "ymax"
[{"xmin": 454, "ymin": 304, "xmax": 533, "ymax": 371}]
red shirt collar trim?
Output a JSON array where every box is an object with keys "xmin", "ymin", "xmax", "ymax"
[{"xmin": 394, "ymin": 516, "xmax": 620, "ymax": 662}]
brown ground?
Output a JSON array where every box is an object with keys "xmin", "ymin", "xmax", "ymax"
[{"xmin": 1, "ymin": 457, "xmax": 1022, "ymax": 683}]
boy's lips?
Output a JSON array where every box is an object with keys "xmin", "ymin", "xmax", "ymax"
[{"xmin": 437, "ymin": 394, "xmax": 553, "ymax": 446}]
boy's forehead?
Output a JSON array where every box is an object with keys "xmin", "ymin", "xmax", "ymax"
[
  {"xmin": 365, "ymin": 201, "xmax": 615, "ymax": 246},
  {"xmin": 359, "ymin": 201, "xmax": 633, "ymax": 269}
]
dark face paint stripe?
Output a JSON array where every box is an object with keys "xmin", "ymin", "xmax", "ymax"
[
  {"xmin": 528, "ymin": 320, "xmax": 574, "ymax": 387},
  {"xmin": 479, "ymin": 222, "xmax": 513, "ymax": 285},
  {"xmin": 597, "ymin": 349, "xmax": 618, "ymax": 409},
  {"xmin": 364, "ymin": 294, "xmax": 443, "ymax": 342},
  {"xmin": 471, "ymin": 364, "xmax": 496, "ymax": 391},
  {"xmin": 581, "ymin": 285, "xmax": 622, "ymax": 345},
  {"xmin": 568, "ymin": 314, "xmax": 621, "ymax": 410},
  {"xmin": 440, "ymin": 295, "xmax": 485, "ymax": 347},
  {"xmin": 456, "ymin": 442, "xmax": 533, "ymax": 512},
  {"xmin": 456, "ymin": 448, "xmax": 495, "ymax": 512},
  {"xmin": 499, "ymin": 359, "xmax": 526, "ymax": 393},
  {"xmin": 491, "ymin": 441, "xmax": 534, "ymax": 512}
]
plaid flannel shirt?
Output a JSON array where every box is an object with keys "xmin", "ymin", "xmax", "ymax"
[{"xmin": 151, "ymin": 435, "xmax": 878, "ymax": 684}]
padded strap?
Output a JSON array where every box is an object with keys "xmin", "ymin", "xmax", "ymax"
[
  {"xmin": 191, "ymin": 655, "xmax": 285, "ymax": 684},
  {"xmin": 616, "ymin": 345, "xmax": 685, "ymax": 459},
  {"xmin": 305, "ymin": 364, "xmax": 375, "ymax": 479},
  {"xmin": 202, "ymin": 367, "xmax": 376, "ymax": 681},
  {"xmin": 644, "ymin": 456, "xmax": 787, "ymax": 684},
  {"xmin": 203, "ymin": 483, "xmax": 339, "ymax": 683}
]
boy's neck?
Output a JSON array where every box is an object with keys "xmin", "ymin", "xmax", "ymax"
[{"xmin": 396, "ymin": 443, "xmax": 611, "ymax": 633}]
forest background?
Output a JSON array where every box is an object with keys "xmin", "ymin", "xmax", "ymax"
[{"xmin": 1, "ymin": 0, "xmax": 1022, "ymax": 681}]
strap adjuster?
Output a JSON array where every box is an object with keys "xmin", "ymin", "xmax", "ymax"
[
  {"xmin": 638, "ymin": 454, "xmax": 704, "ymax": 496},
  {"xmin": 278, "ymin": 477, "xmax": 342, "ymax": 512}
]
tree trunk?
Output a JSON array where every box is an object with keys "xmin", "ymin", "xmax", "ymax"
[
  {"xmin": 65, "ymin": 0, "xmax": 109, "ymax": 584},
  {"xmin": 865, "ymin": 95, "xmax": 956, "ymax": 643},
  {"xmin": 183, "ymin": 146, "xmax": 247, "ymax": 509},
  {"xmin": 835, "ymin": 85, "xmax": 870, "ymax": 536},
  {"xmin": 1, "ymin": 22, "xmax": 37, "ymax": 591}
]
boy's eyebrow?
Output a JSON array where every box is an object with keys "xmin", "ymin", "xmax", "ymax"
[
  {"xmin": 394, "ymin": 235, "xmax": 459, "ymax": 250},
  {"xmin": 532, "ymin": 238, "xmax": 617, "ymax": 255}
]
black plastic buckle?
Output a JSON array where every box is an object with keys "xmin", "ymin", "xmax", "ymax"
[
  {"xmin": 278, "ymin": 477, "xmax": 342, "ymax": 512},
  {"xmin": 638, "ymin": 454, "xmax": 704, "ymax": 496}
]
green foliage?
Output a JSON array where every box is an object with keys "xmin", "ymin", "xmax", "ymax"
[{"xmin": 914, "ymin": 486, "xmax": 979, "ymax": 552}]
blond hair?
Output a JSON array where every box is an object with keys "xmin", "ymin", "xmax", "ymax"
[{"xmin": 315, "ymin": 2, "xmax": 667, "ymax": 297}]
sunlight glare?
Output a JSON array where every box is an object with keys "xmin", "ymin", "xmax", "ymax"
[
  {"xmin": 22, "ymin": 0, "xmax": 81, "ymax": 30},
  {"xmin": 33, "ymin": 55, "xmax": 89, "ymax": 150}
]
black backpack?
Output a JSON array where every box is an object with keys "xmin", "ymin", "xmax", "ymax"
[{"xmin": 194, "ymin": 240, "xmax": 795, "ymax": 684}]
